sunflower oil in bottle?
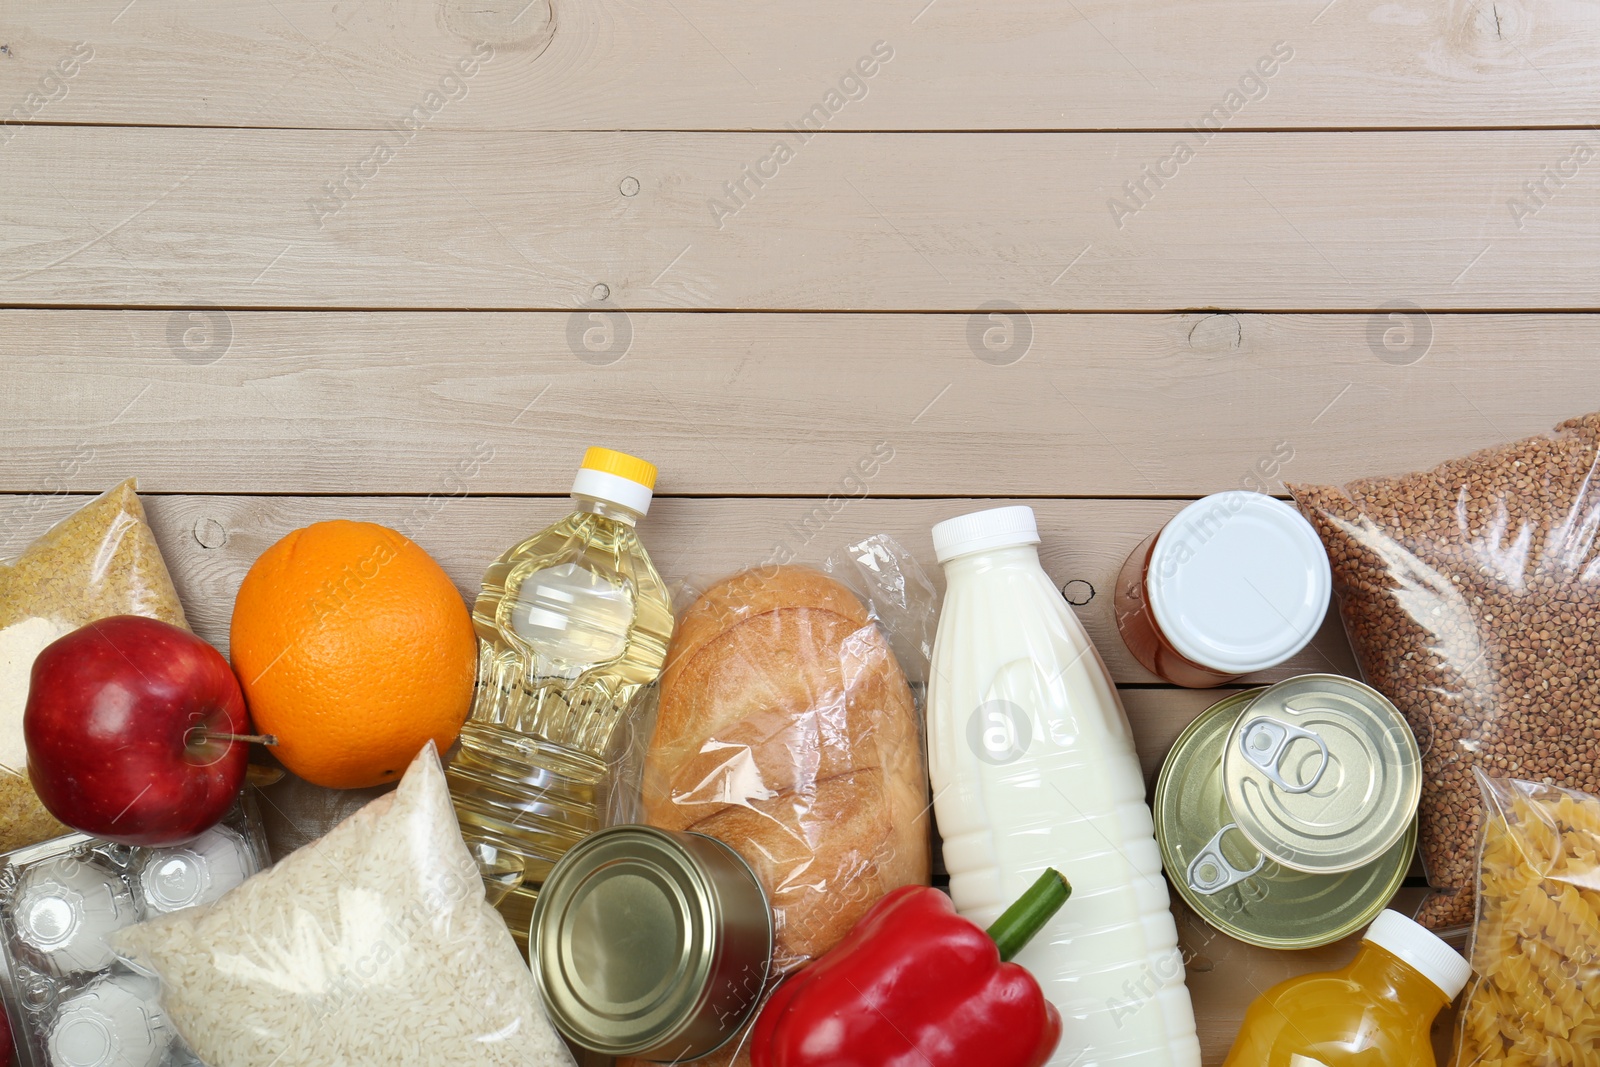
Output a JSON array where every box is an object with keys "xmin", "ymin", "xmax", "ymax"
[{"xmin": 447, "ymin": 448, "xmax": 674, "ymax": 948}]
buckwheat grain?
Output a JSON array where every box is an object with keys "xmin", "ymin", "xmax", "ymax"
[{"xmin": 1291, "ymin": 412, "xmax": 1600, "ymax": 931}]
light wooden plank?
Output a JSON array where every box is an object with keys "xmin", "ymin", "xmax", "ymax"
[
  {"xmin": 6, "ymin": 129, "xmax": 1600, "ymax": 309},
  {"xmin": 4, "ymin": 310, "xmax": 1597, "ymax": 496},
  {"xmin": 0, "ymin": 493, "xmax": 1358, "ymax": 684},
  {"xmin": 3, "ymin": 0, "xmax": 1598, "ymax": 131}
]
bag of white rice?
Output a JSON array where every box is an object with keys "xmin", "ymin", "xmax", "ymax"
[{"xmin": 114, "ymin": 744, "xmax": 575, "ymax": 1067}]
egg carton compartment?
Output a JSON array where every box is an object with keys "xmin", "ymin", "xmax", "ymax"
[{"xmin": 0, "ymin": 796, "xmax": 268, "ymax": 1067}]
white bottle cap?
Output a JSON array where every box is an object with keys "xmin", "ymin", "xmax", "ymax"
[
  {"xmin": 1362, "ymin": 910, "xmax": 1472, "ymax": 1000},
  {"xmin": 931, "ymin": 505, "xmax": 1040, "ymax": 563},
  {"xmin": 1146, "ymin": 492, "xmax": 1331, "ymax": 674},
  {"xmin": 571, "ymin": 447, "xmax": 656, "ymax": 517}
]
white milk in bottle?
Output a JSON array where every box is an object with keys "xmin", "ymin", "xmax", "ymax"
[{"xmin": 927, "ymin": 506, "xmax": 1200, "ymax": 1067}]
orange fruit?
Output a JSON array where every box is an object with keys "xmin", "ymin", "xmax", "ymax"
[{"xmin": 229, "ymin": 520, "xmax": 477, "ymax": 789}]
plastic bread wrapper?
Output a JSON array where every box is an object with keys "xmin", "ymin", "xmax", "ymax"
[{"xmin": 609, "ymin": 534, "xmax": 936, "ymax": 1067}]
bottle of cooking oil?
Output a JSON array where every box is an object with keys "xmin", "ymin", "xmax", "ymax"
[{"xmin": 447, "ymin": 447, "xmax": 673, "ymax": 949}]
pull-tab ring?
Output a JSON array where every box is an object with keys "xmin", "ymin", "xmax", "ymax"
[
  {"xmin": 1238, "ymin": 716, "xmax": 1330, "ymax": 794},
  {"xmin": 1186, "ymin": 823, "xmax": 1266, "ymax": 896}
]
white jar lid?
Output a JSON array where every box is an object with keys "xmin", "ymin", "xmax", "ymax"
[
  {"xmin": 1146, "ymin": 492, "xmax": 1331, "ymax": 675},
  {"xmin": 1363, "ymin": 909, "xmax": 1472, "ymax": 999},
  {"xmin": 932, "ymin": 505, "xmax": 1040, "ymax": 563}
]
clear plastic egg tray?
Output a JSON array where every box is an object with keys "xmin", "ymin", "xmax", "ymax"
[{"xmin": 0, "ymin": 798, "xmax": 268, "ymax": 1067}]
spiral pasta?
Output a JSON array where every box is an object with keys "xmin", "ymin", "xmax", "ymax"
[{"xmin": 1455, "ymin": 774, "xmax": 1600, "ymax": 1067}]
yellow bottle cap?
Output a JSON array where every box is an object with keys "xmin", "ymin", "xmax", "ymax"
[{"xmin": 581, "ymin": 447, "xmax": 657, "ymax": 490}]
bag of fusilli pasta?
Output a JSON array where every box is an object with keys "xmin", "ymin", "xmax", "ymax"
[{"xmin": 1454, "ymin": 771, "xmax": 1600, "ymax": 1066}]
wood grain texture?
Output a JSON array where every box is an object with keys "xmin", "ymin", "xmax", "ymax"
[
  {"xmin": 2, "ymin": 0, "xmax": 1597, "ymax": 130},
  {"xmin": 0, "ymin": 492, "xmax": 1357, "ymax": 684},
  {"xmin": 4, "ymin": 310, "xmax": 1597, "ymax": 496},
  {"xmin": 7, "ymin": 129, "xmax": 1600, "ymax": 310},
  {"xmin": 3, "ymin": 0, "xmax": 1518, "ymax": 1058}
]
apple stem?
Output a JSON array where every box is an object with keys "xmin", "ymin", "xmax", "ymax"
[{"xmin": 193, "ymin": 729, "xmax": 278, "ymax": 747}]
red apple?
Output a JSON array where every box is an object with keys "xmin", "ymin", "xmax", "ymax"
[{"xmin": 25, "ymin": 615, "xmax": 251, "ymax": 847}]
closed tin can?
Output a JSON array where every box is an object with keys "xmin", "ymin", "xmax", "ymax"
[
  {"xmin": 1155, "ymin": 688, "xmax": 1418, "ymax": 949},
  {"xmin": 1223, "ymin": 674, "xmax": 1420, "ymax": 875},
  {"xmin": 530, "ymin": 825, "xmax": 774, "ymax": 1062}
]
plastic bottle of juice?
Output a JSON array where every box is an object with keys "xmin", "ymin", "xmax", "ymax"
[
  {"xmin": 1223, "ymin": 910, "xmax": 1471, "ymax": 1066},
  {"xmin": 926, "ymin": 506, "xmax": 1200, "ymax": 1067},
  {"xmin": 447, "ymin": 448, "xmax": 674, "ymax": 948}
]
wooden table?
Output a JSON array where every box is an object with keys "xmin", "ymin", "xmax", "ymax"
[{"xmin": 5, "ymin": 1, "xmax": 1599, "ymax": 1061}]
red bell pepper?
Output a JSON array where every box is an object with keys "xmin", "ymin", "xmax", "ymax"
[{"xmin": 750, "ymin": 869, "xmax": 1071, "ymax": 1067}]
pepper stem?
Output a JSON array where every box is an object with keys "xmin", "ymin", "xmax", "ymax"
[{"xmin": 986, "ymin": 868, "xmax": 1072, "ymax": 963}]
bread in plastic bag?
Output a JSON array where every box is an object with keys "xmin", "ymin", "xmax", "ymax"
[
  {"xmin": 113, "ymin": 743, "xmax": 576, "ymax": 1067},
  {"xmin": 1289, "ymin": 411, "xmax": 1600, "ymax": 931},
  {"xmin": 621, "ymin": 536, "xmax": 933, "ymax": 1067},
  {"xmin": 0, "ymin": 479, "xmax": 189, "ymax": 853},
  {"xmin": 1454, "ymin": 772, "xmax": 1600, "ymax": 1066}
]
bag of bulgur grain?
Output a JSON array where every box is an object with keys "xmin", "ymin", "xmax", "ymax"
[
  {"xmin": 114, "ymin": 743, "xmax": 576, "ymax": 1067},
  {"xmin": 1290, "ymin": 412, "xmax": 1600, "ymax": 933},
  {"xmin": 0, "ymin": 479, "xmax": 188, "ymax": 853}
]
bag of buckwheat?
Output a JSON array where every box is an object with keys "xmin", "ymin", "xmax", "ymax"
[{"xmin": 1289, "ymin": 412, "xmax": 1600, "ymax": 933}]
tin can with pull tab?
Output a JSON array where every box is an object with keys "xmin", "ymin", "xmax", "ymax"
[
  {"xmin": 1154, "ymin": 678, "xmax": 1421, "ymax": 950},
  {"xmin": 1224, "ymin": 675, "xmax": 1420, "ymax": 875}
]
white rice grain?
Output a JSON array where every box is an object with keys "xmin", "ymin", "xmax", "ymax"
[{"xmin": 115, "ymin": 744, "xmax": 574, "ymax": 1067}]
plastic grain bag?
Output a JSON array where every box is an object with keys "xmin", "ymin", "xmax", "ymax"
[
  {"xmin": 0, "ymin": 479, "xmax": 189, "ymax": 853},
  {"xmin": 114, "ymin": 744, "xmax": 576, "ymax": 1067},
  {"xmin": 617, "ymin": 535, "xmax": 935, "ymax": 1067},
  {"xmin": 1289, "ymin": 412, "xmax": 1600, "ymax": 932},
  {"xmin": 1453, "ymin": 773, "xmax": 1600, "ymax": 1066}
]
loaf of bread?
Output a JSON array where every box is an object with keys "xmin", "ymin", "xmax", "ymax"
[{"xmin": 624, "ymin": 565, "xmax": 930, "ymax": 1067}]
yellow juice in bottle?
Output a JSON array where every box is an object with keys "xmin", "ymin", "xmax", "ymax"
[
  {"xmin": 447, "ymin": 448, "xmax": 673, "ymax": 947},
  {"xmin": 1223, "ymin": 911, "xmax": 1470, "ymax": 1067}
]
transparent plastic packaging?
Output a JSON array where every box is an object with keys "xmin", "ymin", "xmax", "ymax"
[
  {"xmin": 0, "ymin": 802, "xmax": 267, "ymax": 1067},
  {"xmin": 1289, "ymin": 411, "xmax": 1600, "ymax": 931},
  {"xmin": 450, "ymin": 459, "xmax": 673, "ymax": 950},
  {"xmin": 114, "ymin": 744, "xmax": 575, "ymax": 1067},
  {"xmin": 48, "ymin": 973, "xmax": 171, "ymax": 1067},
  {"xmin": 617, "ymin": 535, "xmax": 935, "ymax": 1067},
  {"xmin": 1453, "ymin": 773, "xmax": 1600, "ymax": 1066},
  {"xmin": 0, "ymin": 481, "xmax": 188, "ymax": 855}
]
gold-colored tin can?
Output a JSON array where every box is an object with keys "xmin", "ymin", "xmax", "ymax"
[
  {"xmin": 1223, "ymin": 674, "xmax": 1420, "ymax": 875},
  {"xmin": 1155, "ymin": 688, "xmax": 1418, "ymax": 950},
  {"xmin": 530, "ymin": 825, "xmax": 773, "ymax": 1061}
]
